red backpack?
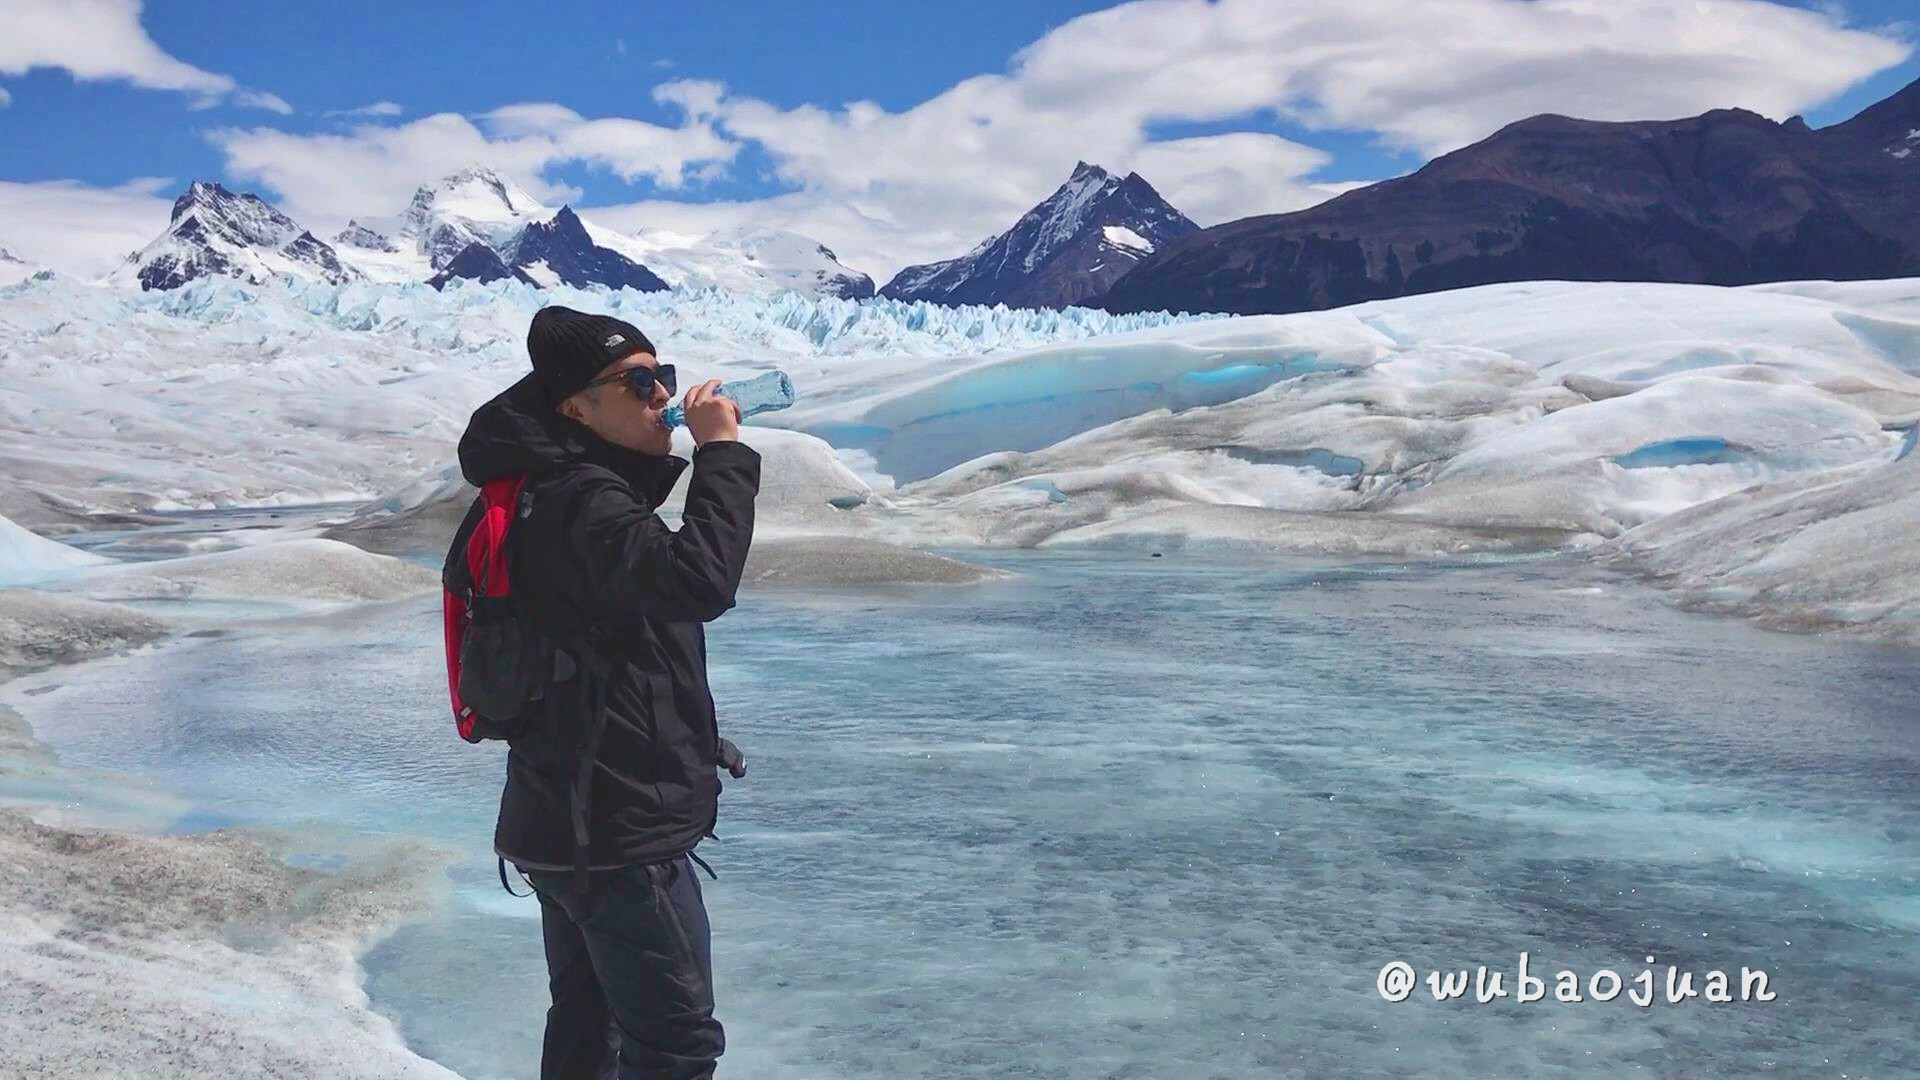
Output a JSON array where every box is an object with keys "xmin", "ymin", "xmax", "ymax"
[{"xmin": 442, "ymin": 475, "xmax": 550, "ymax": 743}]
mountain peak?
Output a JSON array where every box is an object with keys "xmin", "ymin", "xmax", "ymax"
[
  {"xmin": 122, "ymin": 182, "xmax": 360, "ymax": 291},
  {"xmin": 399, "ymin": 167, "xmax": 547, "ymax": 269},
  {"xmin": 881, "ymin": 162, "xmax": 1196, "ymax": 309},
  {"xmin": 414, "ymin": 167, "xmax": 543, "ymax": 217},
  {"xmin": 1068, "ymin": 160, "xmax": 1108, "ymax": 183},
  {"xmin": 445, "ymin": 164, "xmax": 510, "ymax": 184},
  {"xmin": 504, "ymin": 205, "xmax": 667, "ymax": 293},
  {"xmin": 171, "ymin": 180, "xmax": 242, "ymax": 222}
]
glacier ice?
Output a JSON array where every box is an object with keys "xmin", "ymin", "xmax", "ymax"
[
  {"xmin": 0, "ymin": 807, "xmax": 461, "ymax": 1079},
  {"xmin": 0, "ymin": 511, "xmax": 107, "ymax": 586},
  {"xmin": 0, "ymin": 273, "xmax": 1207, "ymax": 524},
  {"xmin": 1605, "ymin": 442, "xmax": 1920, "ymax": 641},
  {"xmin": 659, "ymin": 425, "xmax": 879, "ymax": 537},
  {"xmin": 4, "ymin": 272, "xmax": 1920, "ymax": 635},
  {"xmin": 334, "ymin": 424, "xmax": 880, "ymax": 548},
  {"xmin": 1378, "ymin": 375, "xmax": 1898, "ymax": 535},
  {"xmin": 52, "ymin": 539, "xmax": 439, "ymax": 606},
  {"xmin": 0, "ymin": 589, "xmax": 169, "ymax": 674}
]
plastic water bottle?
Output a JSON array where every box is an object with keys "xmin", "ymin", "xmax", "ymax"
[{"xmin": 660, "ymin": 370, "xmax": 796, "ymax": 430}]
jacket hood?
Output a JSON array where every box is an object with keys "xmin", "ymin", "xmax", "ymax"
[{"xmin": 457, "ymin": 372, "xmax": 689, "ymax": 508}]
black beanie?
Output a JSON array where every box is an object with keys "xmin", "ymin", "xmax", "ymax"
[{"xmin": 526, "ymin": 305, "xmax": 657, "ymax": 407}]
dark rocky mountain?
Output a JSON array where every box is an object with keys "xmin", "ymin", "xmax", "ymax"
[
  {"xmin": 118, "ymin": 181, "xmax": 360, "ymax": 291},
  {"xmin": 426, "ymin": 242, "xmax": 537, "ymax": 290},
  {"xmin": 881, "ymin": 162, "xmax": 1197, "ymax": 309},
  {"xmin": 509, "ymin": 207, "xmax": 669, "ymax": 293},
  {"xmin": 1094, "ymin": 77, "xmax": 1920, "ymax": 316}
]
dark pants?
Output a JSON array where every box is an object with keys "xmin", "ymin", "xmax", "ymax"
[{"xmin": 522, "ymin": 855, "xmax": 725, "ymax": 1080}]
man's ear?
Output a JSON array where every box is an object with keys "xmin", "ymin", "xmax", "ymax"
[{"xmin": 555, "ymin": 393, "xmax": 584, "ymax": 423}]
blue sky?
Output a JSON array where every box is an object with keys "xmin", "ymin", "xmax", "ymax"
[
  {"xmin": 1, "ymin": 1, "xmax": 1124, "ymax": 199},
  {"xmin": 1, "ymin": 0, "xmax": 1914, "ymax": 279}
]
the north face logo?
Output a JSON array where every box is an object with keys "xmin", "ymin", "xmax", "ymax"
[{"xmin": 604, "ymin": 333, "xmax": 626, "ymax": 348}]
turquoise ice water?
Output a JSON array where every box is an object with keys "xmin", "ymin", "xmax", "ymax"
[
  {"xmin": 4, "ymin": 550, "xmax": 1918, "ymax": 1078},
  {"xmin": 661, "ymin": 370, "xmax": 795, "ymax": 430}
]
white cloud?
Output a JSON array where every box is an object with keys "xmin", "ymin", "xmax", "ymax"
[
  {"xmin": 1007, "ymin": 0, "xmax": 1912, "ymax": 156},
  {"xmin": 0, "ymin": 0, "xmax": 289, "ymax": 111},
  {"xmin": 0, "ymin": 87, "xmax": 11, "ymax": 108},
  {"xmin": 0, "ymin": 177, "xmax": 174, "ymax": 278},
  {"xmin": 197, "ymin": 88, "xmax": 294, "ymax": 115},
  {"xmin": 209, "ymin": 101, "xmax": 737, "ymax": 227},
  {"xmin": 1124, "ymin": 133, "xmax": 1364, "ymax": 224},
  {"xmin": 652, "ymin": 80, "xmax": 724, "ymax": 123},
  {"xmin": 189, "ymin": 0, "xmax": 1909, "ymax": 283},
  {"xmin": 616, "ymin": 38, "xmax": 628, "ymax": 56},
  {"xmin": 233, "ymin": 90, "xmax": 294, "ymax": 114},
  {"xmin": 324, "ymin": 101, "xmax": 403, "ymax": 119}
]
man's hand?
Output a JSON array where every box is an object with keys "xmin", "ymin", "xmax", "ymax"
[
  {"xmin": 683, "ymin": 380, "xmax": 742, "ymax": 446},
  {"xmin": 717, "ymin": 737, "xmax": 746, "ymax": 779}
]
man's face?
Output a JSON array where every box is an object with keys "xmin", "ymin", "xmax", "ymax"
[{"xmin": 558, "ymin": 352, "xmax": 675, "ymax": 455}]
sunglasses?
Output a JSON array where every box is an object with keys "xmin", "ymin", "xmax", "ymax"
[{"xmin": 583, "ymin": 363, "xmax": 677, "ymax": 399}]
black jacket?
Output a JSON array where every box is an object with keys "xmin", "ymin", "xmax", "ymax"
[{"xmin": 454, "ymin": 373, "xmax": 761, "ymax": 871}]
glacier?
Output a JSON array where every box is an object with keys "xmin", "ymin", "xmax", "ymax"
[
  {"xmin": 4, "ymin": 272, "xmax": 1920, "ymax": 639},
  {"xmin": 3, "ymin": 270, "xmax": 1920, "ymax": 1078},
  {"xmin": 0, "ymin": 273, "xmax": 1205, "ymax": 526}
]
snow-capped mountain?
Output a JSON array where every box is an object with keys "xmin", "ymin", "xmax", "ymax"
[
  {"xmin": 358, "ymin": 168, "xmax": 667, "ymax": 292},
  {"xmin": 114, "ymin": 182, "xmax": 361, "ymax": 292},
  {"xmin": 0, "ymin": 248, "xmax": 41, "ymax": 287},
  {"xmin": 109, "ymin": 167, "xmax": 867, "ymax": 299},
  {"xmin": 511, "ymin": 207, "xmax": 668, "ymax": 292},
  {"xmin": 624, "ymin": 225, "xmax": 876, "ymax": 299},
  {"xmin": 397, "ymin": 166, "xmax": 545, "ymax": 271},
  {"xmin": 880, "ymin": 162, "xmax": 1197, "ymax": 310}
]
